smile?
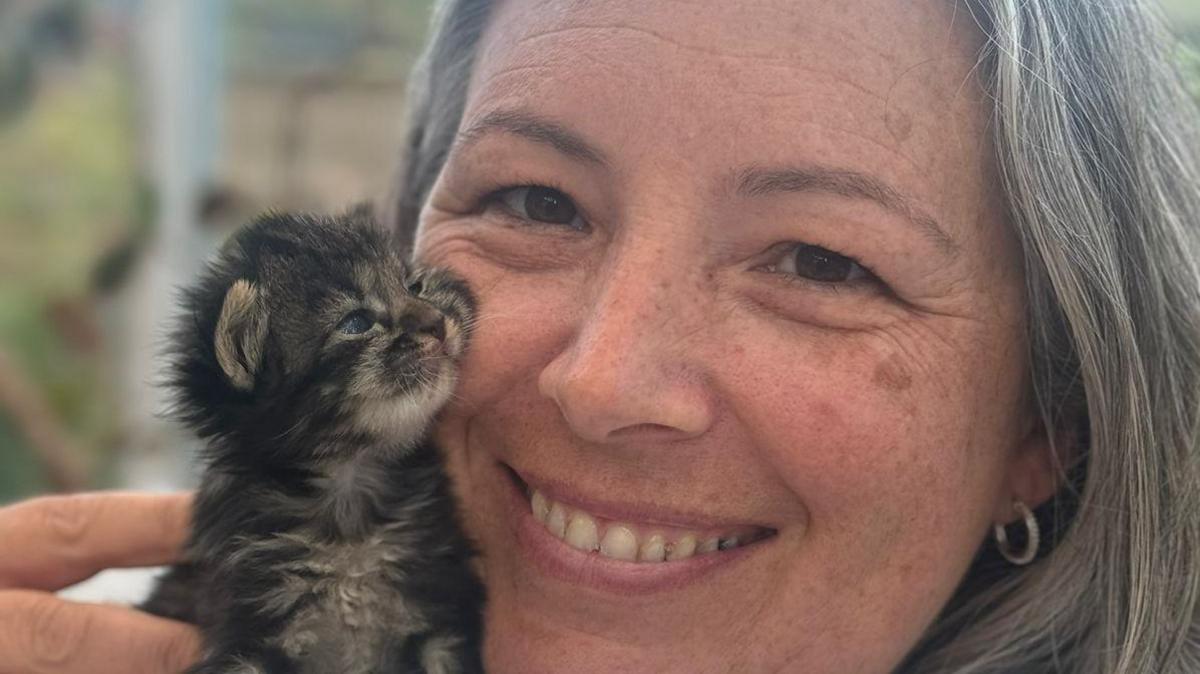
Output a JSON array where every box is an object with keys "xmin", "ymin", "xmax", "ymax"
[
  {"xmin": 527, "ymin": 487, "xmax": 773, "ymax": 562},
  {"xmin": 503, "ymin": 464, "xmax": 777, "ymax": 583}
]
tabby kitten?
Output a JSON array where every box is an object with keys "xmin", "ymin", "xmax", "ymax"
[{"xmin": 141, "ymin": 208, "xmax": 485, "ymax": 674}]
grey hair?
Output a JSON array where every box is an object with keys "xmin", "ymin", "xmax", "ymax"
[
  {"xmin": 388, "ymin": 1, "xmax": 1200, "ymax": 672},
  {"xmin": 906, "ymin": 2, "xmax": 1200, "ymax": 672}
]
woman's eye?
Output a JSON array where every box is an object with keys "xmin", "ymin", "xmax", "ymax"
[
  {"xmin": 774, "ymin": 244, "xmax": 872, "ymax": 284},
  {"xmin": 336, "ymin": 310, "xmax": 375, "ymax": 335},
  {"xmin": 497, "ymin": 186, "xmax": 585, "ymax": 229}
]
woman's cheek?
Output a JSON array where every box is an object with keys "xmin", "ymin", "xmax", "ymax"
[{"xmin": 722, "ymin": 318, "xmax": 984, "ymax": 533}]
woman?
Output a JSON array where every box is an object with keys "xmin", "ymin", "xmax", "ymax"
[{"xmin": 1, "ymin": 0, "xmax": 1197, "ymax": 672}]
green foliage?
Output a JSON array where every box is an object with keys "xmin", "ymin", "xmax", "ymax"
[
  {"xmin": 0, "ymin": 55, "xmax": 134, "ymax": 501},
  {"xmin": 0, "ymin": 59, "xmax": 138, "ymax": 298},
  {"xmin": 0, "ymin": 420, "xmax": 48, "ymax": 504}
]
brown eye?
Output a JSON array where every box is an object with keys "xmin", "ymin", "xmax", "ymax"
[
  {"xmin": 499, "ymin": 186, "xmax": 584, "ymax": 229},
  {"xmin": 782, "ymin": 245, "xmax": 868, "ymax": 283}
]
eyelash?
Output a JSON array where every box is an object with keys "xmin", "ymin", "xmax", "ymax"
[
  {"xmin": 481, "ymin": 182, "xmax": 589, "ymax": 230},
  {"xmin": 754, "ymin": 243, "xmax": 883, "ymax": 295},
  {"xmin": 477, "ymin": 182, "xmax": 884, "ymax": 294}
]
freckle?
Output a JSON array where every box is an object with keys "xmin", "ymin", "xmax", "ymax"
[{"xmin": 872, "ymin": 354, "xmax": 913, "ymax": 393}]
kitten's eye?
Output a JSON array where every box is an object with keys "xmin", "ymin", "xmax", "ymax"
[
  {"xmin": 336, "ymin": 310, "xmax": 375, "ymax": 335},
  {"xmin": 776, "ymin": 244, "xmax": 871, "ymax": 284},
  {"xmin": 498, "ymin": 186, "xmax": 585, "ymax": 229},
  {"xmin": 407, "ymin": 277, "xmax": 425, "ymax": 296}
]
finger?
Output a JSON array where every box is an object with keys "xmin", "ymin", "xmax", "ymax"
[
  {"xmin": 0, "ymin": 492, "xmax": 192, "ymax": 591},
  {"xmin": 0, "ymin": 590, "xmax": 201, "ymax": 674}
]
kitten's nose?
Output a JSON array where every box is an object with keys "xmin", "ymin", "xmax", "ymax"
[{"xmin": 398, "ymin": 304, "xmax": 446, "ymax": 343}]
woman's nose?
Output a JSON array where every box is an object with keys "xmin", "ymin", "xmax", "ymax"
[{"xmin": 537, "ymin": 247, "xmax": 716, "ymax": 445}]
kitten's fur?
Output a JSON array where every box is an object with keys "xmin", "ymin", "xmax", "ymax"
[{"xmin": 141, "ymin": 208, "xmax": 485, "ymax": 674}]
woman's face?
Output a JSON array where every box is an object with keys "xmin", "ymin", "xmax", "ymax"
[{"xmin": 416, "ymin": 0, "xmax": 1044, "ymax": 671}]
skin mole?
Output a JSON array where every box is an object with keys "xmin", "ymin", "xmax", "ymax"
[{"xmin": 871, "ymin": 352, "xmax": 914, "ymax": 393}]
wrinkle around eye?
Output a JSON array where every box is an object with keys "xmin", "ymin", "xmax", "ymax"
[{"xmin": 418, "ymin": 208, "xmax": 590, "ymax": 275}]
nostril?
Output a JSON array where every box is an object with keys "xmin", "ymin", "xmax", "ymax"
[
  {"xmin": 428, "ymin": 319, "xmax": 446, "ymax": 342},
  {"xmin": 419, "ymin": 317, "xmax": 446, "ymax": 343},
  {"xmin": 398, "ymin": 310, "xmax": 446, "ymax": 343}
]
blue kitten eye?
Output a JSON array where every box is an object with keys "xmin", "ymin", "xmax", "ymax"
[{"xmin": 337, "ymin": 310, "xmax": 375, "ymax": 335}]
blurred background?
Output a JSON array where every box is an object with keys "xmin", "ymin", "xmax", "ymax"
[
  {"xmin": 0, "ymin": 0, "xmax": 1197, "ymax": 598},
  {"xmin": 0, "ymin": 0, "xmax": 434, "ymax": 507}
]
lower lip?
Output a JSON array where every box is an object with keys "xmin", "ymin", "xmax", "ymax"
[{"xmin": 499, "ymin": 462, "xmax": 767, "ymax": 596}]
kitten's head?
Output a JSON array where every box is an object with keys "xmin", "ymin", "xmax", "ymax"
[{"xmin": 171, "ymin": 207, "xmax": 474, "ymax": 451}]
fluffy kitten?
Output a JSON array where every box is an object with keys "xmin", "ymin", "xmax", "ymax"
[{"xmin": 141, "ymin": 208, "xmax": 485, "ymax": 674}]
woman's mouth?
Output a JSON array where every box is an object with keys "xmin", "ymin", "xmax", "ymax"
[
  {"xmin": 501, "ymin": 463, "xmax": 778, "ymax": 594},
  {"xmin": 527, "ymin": 486, "xmax": 773, "ymax": 562}
]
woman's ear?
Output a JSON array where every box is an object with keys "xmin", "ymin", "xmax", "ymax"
[
  {"xmin": 993, "ymin": 415, "xmax": 1066, "ymax": 524},
  {"xmin": 214, "ymin": 279, "xmax": 269, "ymax": 392}
]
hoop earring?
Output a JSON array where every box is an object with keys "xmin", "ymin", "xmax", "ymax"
[{"xmin": 993, "ymin": 500, "xmax": 1039, "ymax": 566}]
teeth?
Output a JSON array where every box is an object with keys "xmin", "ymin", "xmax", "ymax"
[
  {"xmin": 667, "ymin": 535, "xmax": 697, "ymax": 561},
  {"xmin": 531, "ymin": 491, "xmax": 550, "ymax": 523},
  {"xmin": 639, "ymin": 534, "xmax": 666, "ymax": 562},
  {"xmin": 599, "ymin": 525, "xmax": 638, "ymax": 561},
  {"xmin": 528, "ymin": 490, "xmax": 763, "ymax": 564},
  {"xmin": 565, "ymin": 513, "xmax": 600, "ymax": 552},
  {"xmin": 547, "ymin": 502, "xmax": 568, "ymax": 539}
]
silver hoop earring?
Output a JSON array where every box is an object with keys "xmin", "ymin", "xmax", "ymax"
[{"xmin": 993, "ymin": 500, "xmax": 1039, "ymax": 566}]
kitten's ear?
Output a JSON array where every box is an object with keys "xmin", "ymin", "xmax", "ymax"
[{"xmin": 214, "ymin": 279, "xmax": 269, "ymax": 391}]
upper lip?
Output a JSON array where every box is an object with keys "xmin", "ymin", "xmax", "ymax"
[{"xmin": 506, "ymin": 463, "xmax": 778, "ymax": 534}]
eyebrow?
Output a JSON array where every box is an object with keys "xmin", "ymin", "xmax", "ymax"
[
  {"xmin": 456, "ymin": 109, "xmax": 957, "ymax": 256},
  {"xmin": 456, "ymin": 109, "xmax": 609, "ymax": 166},
  {"xmin": 736, "ymin": 166, "xmax": 958, "ymax": 256}
]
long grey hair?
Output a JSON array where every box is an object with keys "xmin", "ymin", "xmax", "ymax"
[{"xmin": 386, "ymin": 1, "xmax": 1200, "ymax": 672}]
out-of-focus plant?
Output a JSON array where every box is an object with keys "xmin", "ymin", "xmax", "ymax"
[
  {"xmin": 0, "ymin": 0, "xmax": 85, "ymax": 123},
  {"xmin": 0, "ymin": 16, "xmax": 136, "ymax": 501}
]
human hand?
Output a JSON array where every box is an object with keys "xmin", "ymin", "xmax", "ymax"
[{"xmin": 0, "ymin": 492, "xmax": 201, "ymax": 673}]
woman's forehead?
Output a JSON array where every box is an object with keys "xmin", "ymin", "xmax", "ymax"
[{"xmin": 466, "ymin": 0, "xmax": 1005, "ymax": 253}]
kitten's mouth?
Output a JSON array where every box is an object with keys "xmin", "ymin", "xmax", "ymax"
[
  {"xmin": 354, "ymin": 355, "xmax": 458, "ymax": 438},
  {"xmin": 505, "ymin": 466, "xmax": 776, "ymax": 564},
  {"xmin": 385, "ymin": 335, "xmax": 461, "ymax": 381}
]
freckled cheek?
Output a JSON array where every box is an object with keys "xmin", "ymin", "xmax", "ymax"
[{"xmin": 727, "ymin": 343, "xmax": 978, "ymax": 544}]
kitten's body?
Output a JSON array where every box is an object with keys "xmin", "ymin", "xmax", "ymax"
[{"xmin": 142, "ymin": 209, "xmax": 484, "ymax": 674}]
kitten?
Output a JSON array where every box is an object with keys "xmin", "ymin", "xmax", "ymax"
[{"xmin": 141, "ymin": 207, "xmax": 485, "ymax": 674}]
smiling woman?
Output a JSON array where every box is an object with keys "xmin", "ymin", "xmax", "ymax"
[
  {"xmin": 0, "ymin": 1, "xmax": 1197, "ymax": 673},
  {"xmin": 410, "ymin": 2, "xmax": 1037, "ymax": 671},
  {"xmin": 391, "ymin": 0, "xmax": 1200, "ymax": 672}
]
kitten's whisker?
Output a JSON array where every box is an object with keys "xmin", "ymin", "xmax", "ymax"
[{"xmin": 457, "ymin": 309, "xmax": 542, "ymax": 331}]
